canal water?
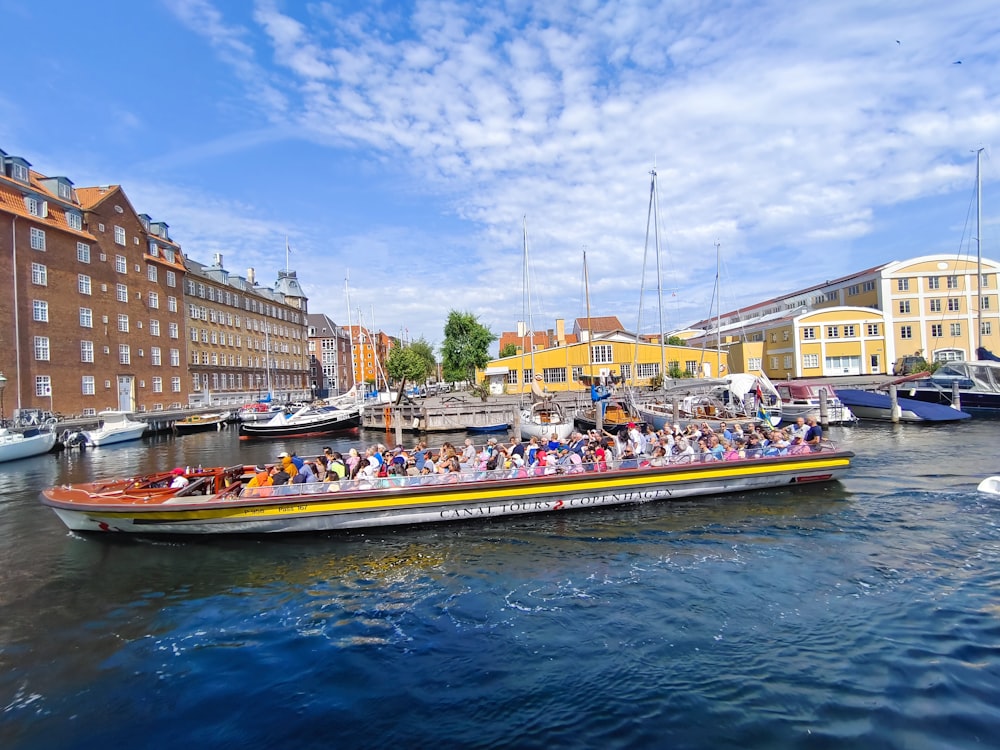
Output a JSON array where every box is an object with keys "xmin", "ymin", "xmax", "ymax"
[{"xmin": 1, "ymin": 421, "xmax": 999, "ymax": 749}]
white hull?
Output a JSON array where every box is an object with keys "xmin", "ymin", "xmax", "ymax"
[
  {"xmin": 0, "ymin": 429, "xmax": 57, "ymax": 463},
  {"xmin": 518, "ymin": 414, "xmax": 575, "ymax": 442},
  {"xmin": 779, "ymin": 402, "xmax": 856, "ymax": 424},
  {"xmin": 85, "ymin": 425, "xmax": 147, "ymax": 446},
  {"xmin": 976, "ymin": 476, "xmax": 1000, "ymax": 496}
]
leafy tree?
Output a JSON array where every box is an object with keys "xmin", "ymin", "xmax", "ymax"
[
  {"xmin": 408, "ymin": 338, "xmax": 438, "ymax": 379},
  {"xmin": 666, "ymin": 335, "xmax": 686, "ymax": 347},
  {"xmin": 441, "ymin": 310, "xmax": 497, "ymax": 383},
  {"xmin": 499, "ymin": 343, "xmax": 518, "ymax": 358},
  {"xmin": 386, "ymin": 338, "xmax": 437, "ymax": 403}
]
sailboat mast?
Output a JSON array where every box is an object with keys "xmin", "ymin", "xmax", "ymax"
[
  {"xmin": 715, "ymin": 241, "xmax": 722, "ymax": 369},
  {"xmin": 584, "ymin": 249, "xmax": 593, "ymax": 380},
  {"xmin": 345, "ymin": 275, "xmax": 357, "ymax": 395},
  {"xmin": 652, "ymin": 170, "xmax": 666, "ymax": 380},
  {"xmin": 976, "ymin": 147, "xmax": 984, "ymax": 354},
  {"xmin": 521, "ymin": 217, "xmax": 529, "ymax": 395}
]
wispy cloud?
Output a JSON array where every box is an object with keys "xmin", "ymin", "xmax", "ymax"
[{"xmin": 159, "ymin": 0, "xmax": 1000, "ymax": 339}]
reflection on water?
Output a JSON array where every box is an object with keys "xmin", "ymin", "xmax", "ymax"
[{"xmin": 2, "ymin": 423, "xmax": 1000, "ymax": 749}]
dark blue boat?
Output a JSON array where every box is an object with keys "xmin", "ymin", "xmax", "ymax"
[{"xmin": 836, "ymin": 389, "xmax": 971, "ymax": 422}]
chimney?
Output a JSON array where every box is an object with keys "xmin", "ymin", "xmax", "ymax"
[
  {"xmin": 247, "ymin": 267, "xmax": 256, "ymax": 285},
  {"xmin": 214, "ymin": 253, "xmax": 223, "ymax": 267}
]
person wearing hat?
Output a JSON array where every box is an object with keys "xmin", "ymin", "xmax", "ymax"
[
  {"xmin": 246, "ymin": 464, "xmax": 272, "ymax": 489},
  {"xmin": 170, "ymin": 467, "xmax": 189, "ymax": 489},
  {"xmin": 277, "ymin": 453, "xmax": 298, "ymax": 479}
]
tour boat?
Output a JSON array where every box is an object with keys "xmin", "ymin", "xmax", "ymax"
[
  {"xmin": 40, "ymin": 445, "xmax": 853, "ymax": 535},
  {"xmin": 83, "ymin": 410, "xmax": 148, "ymax": 446}
]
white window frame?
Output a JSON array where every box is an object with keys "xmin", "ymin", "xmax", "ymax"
[
  {"xmin": 31, "ymin": 262, "xmax": 47, "ymax": 285},
  {"xmin": 77, "ymin": 242, "xmax": 91, "ymax": 263},
  {"xmin": 81, "ymin": 340, "xmax": 94, "ymax": 363},
  {"xmin": 119, "ymin": 344, "xmax": 131, "ymax": 365},
  {"xmin": 80, "ymin": 307, "xmax": 93, "ymax": 328},
  {"xmin": 114, "ymin": 225, "xmax": 126, "ymax": 245},
  {"xmin": 30, "ymin": 227, "xmax": 46, "ymax": 250},
  {"xmin": 34, "ymin": 336, "xmax": 50, "ymax": 361},
  {"xmin": 82, "ymin": 376, "xmax": 96, "ymax": 396},
  {"xmin": 35, "ymin": 375, "xmax": 51, "ymax": 397},
  {"xmin": 33, "ymin": 299, "xmax": 48, "ymax": 322}
]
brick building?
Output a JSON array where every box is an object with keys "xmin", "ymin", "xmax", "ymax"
[
  {"xmin": 1, "ymin": 148, "xmax": 188, "ymax": 418},
  {"xmin": 307, "ymin": 313, "xmax": 354, "ymax": 398}
]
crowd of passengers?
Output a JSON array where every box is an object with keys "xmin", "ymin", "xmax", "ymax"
[{"xmin": 241, "ymin": 416, "xmax": 828, "ymax": 493}]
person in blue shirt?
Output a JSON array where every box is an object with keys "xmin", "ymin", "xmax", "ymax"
[{"xmin": 805, "ymin": 417, "xmax": 824, "ymax": 450}]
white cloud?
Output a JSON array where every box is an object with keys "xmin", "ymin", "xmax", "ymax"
[{"xmin": 160, "ymin": 0, "xmax": 1000, "ymax": 342}]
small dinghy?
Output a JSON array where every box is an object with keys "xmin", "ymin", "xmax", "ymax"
[{"xmin": 976, "ymin": 476, "xmax": 1000, "ymax": 496}]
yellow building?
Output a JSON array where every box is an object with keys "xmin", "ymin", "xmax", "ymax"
[
  {"xmin": 685, "ymin": 254, "xmax": 1000, "ymax": 377},
  {"xmin": 479, "ymin": 330, "xmax": 728, "ymax": 395}
]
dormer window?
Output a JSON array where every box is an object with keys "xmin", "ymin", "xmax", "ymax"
[
  {"xmin": 66, "ymin": 211, "xmax": 83, "ymax": 231},
  {"xmin": 163, "ymin": 247, "xmax": 175, "ymax": 263},
  {"xmin": 25, "ymin": 196, "xmax": 39, "ymax": 215},
  {"xmin": 58, "ymin": 182, "xmax": 72, "ymax": 200},
  {"xmin": 11, "ymin": 162, "xmax": 29, "ymax": 183},
  {"xmin": 149, "ymin": 240, "xmax": 159, "ymax": 257}
]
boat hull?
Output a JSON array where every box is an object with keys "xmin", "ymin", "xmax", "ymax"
[
  {"xmin": 85, "ymin": 426, "xmax": 147, "ymax": 446},
  {"xmin": 904, "ymin": 388, "xmax": 1000, "ymax": 413},
  {"xmin": 237, "ymin": 412, "xmax": 362, "ymax": 439},
  {"xmin": 41, "ymin": 450, "xmax": 852, "ymax": 535},
  {"xmin": 835, "ymin": 389, "xmax": 970, "ymax": 422},
  {"xmin": 174, "ymin": 416, "xmax": 227, "ymax": 435},
  {"xmin": 0, "ymin": 429, "xmax": 57, "ymax": 462}
]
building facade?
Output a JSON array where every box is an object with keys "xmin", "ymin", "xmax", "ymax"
[
  {"xmin": 307, "ymin": 313, "xmax": 354, "ymax": 398},
  {"xmin": 184, "ymin": 260, "xmax": 311, "ymax": 406},
  {"xmin": 685, "ymin": 254, "xmax": 1000, "ymax": 379},
  {"xmin": 481, "ymin": 321, "xmax": 728, "ymax": 395},
  {"xmin": 1, "ymin": 148, "xmax": 189, "ymax": 417}
]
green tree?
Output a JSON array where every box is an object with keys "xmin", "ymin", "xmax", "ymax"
[
  {"xmin": 666, "ymin": 335, "xmax": 686, "ymax": 347},
  {"xmin": 385, "ymin": 338, "xmax": 437, "ymax": 404},
  {"xmin": 441, "ymin": 310, "xmax": 497, "ymax": 383},
  {"xmin": 499, "ymin": 343, "xmax": 518, "ymax": 358},
  {"xmin": 408, "ymin": 337, "xmax": 438, "ymax": 377}
]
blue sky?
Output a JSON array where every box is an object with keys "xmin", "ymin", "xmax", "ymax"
[{"xmin": 1, "ymin": 0, "xmax": 997, "ymax": 353}]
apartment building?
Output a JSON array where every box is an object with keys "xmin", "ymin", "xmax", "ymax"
[
  {"xmin": 0, "ymin": 148, "xmax": 188, "ymax": 417},
  {"xmin": 307, "ymin": 313, "xmax": 354, "ymax": 398},
  {"xmin": 685, "ymin": 254, "xmax": 1000, "ymax": 378},
  {"xmin": 184, "ymin": 260, "xmax": 311, "ymax": 406}
]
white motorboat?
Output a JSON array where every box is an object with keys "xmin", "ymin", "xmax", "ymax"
[
  {"xmin": 84, "ymin": 410, "xmax": 148, "ymax": 446},
  {"xmin": 774, "ymin": 381, "xmax": 856, "ymax": 424},
  {"xmin": 0, "ymin": 427, "xmax": 57, "ymax": 463}
]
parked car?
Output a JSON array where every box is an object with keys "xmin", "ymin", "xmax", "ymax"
[{"xmin": 893, "ymin": 355, "xmax": 928, "ymax": 376}]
